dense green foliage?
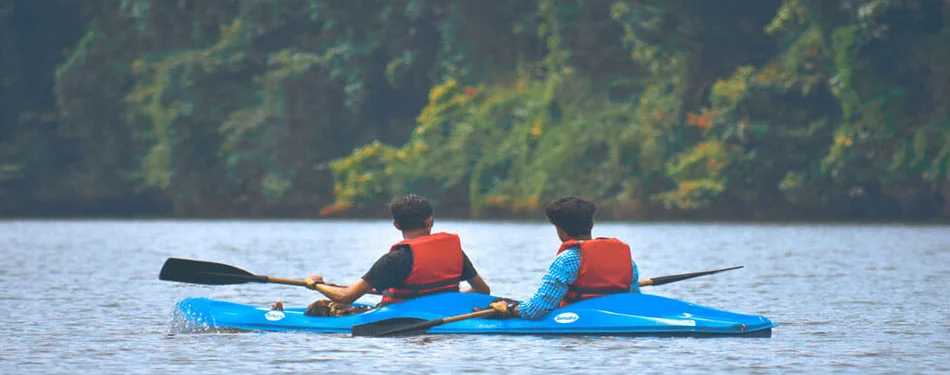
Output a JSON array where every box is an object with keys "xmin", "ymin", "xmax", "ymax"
[{"xmin": 2, "ymin": 0, "xmax": 948, "ymax": 219}]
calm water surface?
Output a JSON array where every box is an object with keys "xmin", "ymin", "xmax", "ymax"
[{"xmin": 2, "ymin": 220, "xmax": 949, "ymax": 374}]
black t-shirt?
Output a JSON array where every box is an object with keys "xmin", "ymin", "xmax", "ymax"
[{"xmin": 361, "ymin": 244, "xmax": 478, "ymax": 291}]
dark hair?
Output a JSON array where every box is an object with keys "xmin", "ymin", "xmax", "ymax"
[
  {"xmin": 545, "ymin": 196, "xmax": 596, "ymax": 237},
  {"xmin": 390, "ymin": 194, "xmax": 433, "ymax": 230}
]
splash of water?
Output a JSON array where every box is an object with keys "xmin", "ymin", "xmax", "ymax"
[{"xmin": 165, "ymin": 285, "xmax": 219, "ymax": 335}]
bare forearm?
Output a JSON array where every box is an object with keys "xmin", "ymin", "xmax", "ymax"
[
  {"xmin": 313, "ymin": 283, "xmax": 352, "ymax": 304},
  {"xmin": 312, "ymin": 278, "xmax": 374, "ymax": 305},
  {"xmin": 465, "ymin": 275, "xmax": 491, "ymax": 294}
]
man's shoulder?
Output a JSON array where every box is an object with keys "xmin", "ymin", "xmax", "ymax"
[
  {"xmin": 552, "ymin": 246, "xmax": 581, "ymax": 265},
  {"xmin": 544, "ymin": 246, "xmax": 581, "ymax": 281},
  {"xmin": 556, "ymin": 245, "xmax": 581, "ymax": 256},
  {"xmin": 370, "ymin": 247, "xmax": 411, "ymax": 269},
  {"xmin": 363, "ymin": 246, "xmax": 413, "ymax": 287}
]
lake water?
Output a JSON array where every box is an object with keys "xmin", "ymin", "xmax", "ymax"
[{"xmin": 1, "ymin": 220, "xmax": 948, "ymax": 374}]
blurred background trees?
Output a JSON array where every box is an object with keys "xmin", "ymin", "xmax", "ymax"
[{"xmin": 2, "ymin": 0, "xmax": 948, "ymax": 220}]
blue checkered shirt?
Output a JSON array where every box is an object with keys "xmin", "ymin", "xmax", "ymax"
[{"xmin": 518, "ymin": 245, "xmax": 640, "ymax": 320}]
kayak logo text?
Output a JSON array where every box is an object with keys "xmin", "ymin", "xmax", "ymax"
[
  {"xmin": 554, "ymin": 312, "xmax": 579, "ymax": 324},
  {"xmin": 265, "ymin": 311, "xmax": 285, "ymax": 321}
]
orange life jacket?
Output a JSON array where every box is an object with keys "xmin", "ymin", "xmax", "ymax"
[
  {"xmin": 381, "ymin": 232, "xmax": 465, "ymax": 305},
  {"xmin": 557, "ymin": 237, "xmax": 633, "ymax": 307}
]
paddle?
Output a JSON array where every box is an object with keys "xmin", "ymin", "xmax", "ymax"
[
  {"xmin": 637, "ymin": 265, "xmax": 743, "ymax": 287},
  {"xmin": 158, "ymin": 257, "xmax": 382, "ymax": 294},
  {"xmin": 351, "ymin": 309, "xmax": 499, "ymax": 337},
  {"xmin": 351, "ymin": 265, "xmax": 744, "ymax": 337}
]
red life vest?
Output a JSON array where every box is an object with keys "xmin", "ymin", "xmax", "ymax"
[
  {"xmin": 381, "ymin": 232, "xmax": 465, "ymax": 305},
  {"xmin": 557, "ymin": 237, "xmax": 633, "ymax": 307}
]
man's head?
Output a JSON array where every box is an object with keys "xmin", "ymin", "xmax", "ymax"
[
  {"xmin": 545, "ymin": 196, "xmax": 596, "ymax": 241},
  {"xmin": 390, "ymin": 193, "xmax": 434, "ymax": 232}
]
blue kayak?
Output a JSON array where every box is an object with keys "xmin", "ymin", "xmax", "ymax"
[{"xmin": 176, "ymin": 293, "xmax": 775, "ymax": 337}]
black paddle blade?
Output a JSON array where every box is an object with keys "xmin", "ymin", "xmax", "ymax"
[
  {"xmin": 351, "ymin": 317, "xmax": 438, "ymax": 337},
  {"xmin": 647, "ymin": 265, "xmax": 744, "ymax": 287},
  {"xmin": 158, "ymin": 258, "xmax": 267, "ymax": 285}
]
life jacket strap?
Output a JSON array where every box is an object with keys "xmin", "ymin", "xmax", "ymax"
[{"xmin": 382, "ymin": 278, "xmax": 462, "ymax": 299}]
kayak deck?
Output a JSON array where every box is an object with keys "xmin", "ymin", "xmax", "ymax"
[{"xmin": 176, "ymin": 293, "xmax": 775, "ymax": 337}]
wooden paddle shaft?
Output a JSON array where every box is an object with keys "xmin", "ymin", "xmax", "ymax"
[
  {"xmin": 266, "ymin": 277, "xmax": 309, "ymax": 287},
  {"xmin": 266, "ymin": 266, "xmax": 744, "ymax": 296},
  {"xmin": 441, "ymin": 308, "xmax": 498, "ymax": 324},
  {"xmin": 266, "ymin": 277, "xmax": 385, "ymax": 296}
]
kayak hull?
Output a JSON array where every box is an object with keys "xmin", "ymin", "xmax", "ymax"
[{"xmin": 175, "ymin": 293, "xmax": 775, "ymax": 337}]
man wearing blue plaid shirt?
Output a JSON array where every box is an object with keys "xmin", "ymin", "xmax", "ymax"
[{"xmin": 486, "ymin": 196, "xmax": 640, "ymax": 319}]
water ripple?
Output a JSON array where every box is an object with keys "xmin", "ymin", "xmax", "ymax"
[{"xmin": 1, "ymin": 221, "xmax": 949, "ymax": 374}]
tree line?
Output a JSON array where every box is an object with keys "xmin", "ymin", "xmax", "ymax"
[{"xmin": 1, "ymin": 0, "xmax": 948, "ymax": 220}]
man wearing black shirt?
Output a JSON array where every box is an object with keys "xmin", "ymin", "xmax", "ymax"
[
  {"xmin": 273, "ymin": 194, "xmax": 491, "ymax": 316},
  {"xmin": 360, "ymin": 242, "xmax": 482, "ymax": 293}
]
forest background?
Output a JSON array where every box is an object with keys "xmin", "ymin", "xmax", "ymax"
[{"xmin": 2, "ymin": 0, "xmax": 949, "ymax": 221}]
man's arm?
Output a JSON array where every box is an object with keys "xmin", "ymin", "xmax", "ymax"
[
  {"xmin": 459, "ymin": 253, "xmax": 491, "ymax": 294},
  {"xmin": 463, "ymin": 274, "xmax": 491, "ymax": 294},
  {"xmin": 309, "ymin": 278, "xmax": 375, "ymax": 305},
  {"xmin": 630, "ymin": 260, "xmax": 641, "ymax": 293},
  {"xmin": 511, "ymin": 248, "xmax": 581, "ymax": 320},
  {"xmin": 305, "ymin": 250, "xmax": 407, "ymax": 305}
]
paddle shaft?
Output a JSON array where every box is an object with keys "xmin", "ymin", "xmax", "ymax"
[
  {"xmin": 269, "ymin": 268, "xmax": 744, "ymax": 289},
  {"xmin": 351, "ymin": 306, "xmax": 498, "ymax": 337},
  {"xmin": 261, "ymin": 276, "xmax": 361, "ymax": 290},
  {"xmin": 243, "ymin": 276, "xmax": 383, "ymax": 295},
  {"xmin": 638, "ymin": 265, "xmax": 743, "ymax": 287},
  {"xmin": 440, "ymin": 308, "xmax": 498, "ymax": 324},
  {"xmin": 265, "ymin": 277, "xmax": 309, "ymax": 287}
]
